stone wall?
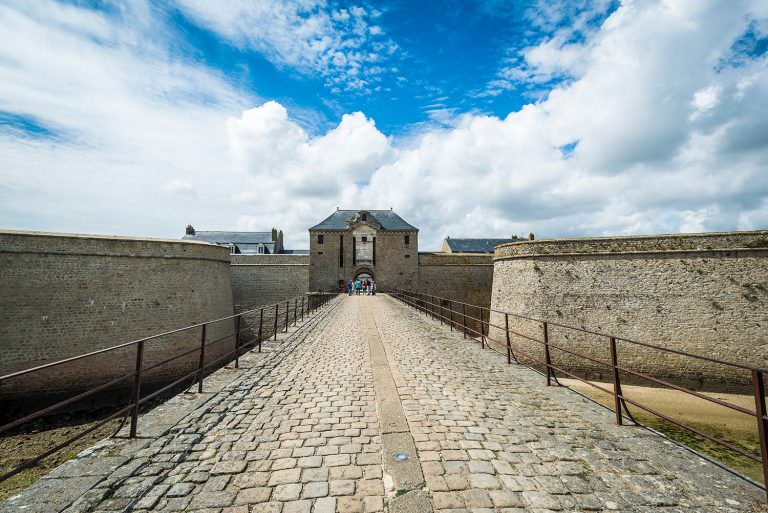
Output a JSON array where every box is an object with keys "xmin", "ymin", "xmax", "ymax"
[
  {"xmin": 230, "ymin": 254, "xmax": 309, "ymax": 311},
  {"xmin": 0, "ymin": 231, "xmax": 234, "ymax": 410},
  {"xmin": 489, "ymin": 231, "xmax": 768, "ymax": 392},
  {"xmin": 417, "ymin": 253, "xmax": 494, "ymax": 334}
]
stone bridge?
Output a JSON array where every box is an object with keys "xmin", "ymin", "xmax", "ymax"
[{"xmin": 2, "ymin": 295, "xmax": 765, "ymax": 513}]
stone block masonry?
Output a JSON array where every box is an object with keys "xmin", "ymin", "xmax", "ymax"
[
  {"xmin": 230, "ymin": 254, "xmax": 309, "ymax": 312},
  {"xmin": 0, "ymin": 230, "xmax": 234, "ymax": 409},
  {"xmin": 490, "ymin": 230, "xmax": 768, "ymax": 392},
  {"xmin": 417, "ymin": 252, "xmax": 494, "ymax": 333}
]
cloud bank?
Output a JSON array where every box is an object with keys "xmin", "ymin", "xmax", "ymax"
[
  {"xmin": 230, "ymin": 0, "xmax": 768, "ymax": 248},
  {"xmin": 1, "ymin": 0, "xmax": 767, "ymax": 249}
]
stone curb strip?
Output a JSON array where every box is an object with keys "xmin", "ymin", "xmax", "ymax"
[{"xmin": 361, "ymin": 299, "xmax": 433, "ymax": 513}]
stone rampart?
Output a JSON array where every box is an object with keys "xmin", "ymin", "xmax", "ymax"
[
  {"xmin": 489, "ymin": 231, "xmax": 768, "ymax": 392},
  {"xmin": 0, "ymin": 230, "xmax": 234, "ymax": 411},
  {"xmin": 230, "ymin": 254, "xmax": 309, "ymax": 312},
  {"xmin": 417, "ymin": 253, "xmax": 494, "ymax": 333}
]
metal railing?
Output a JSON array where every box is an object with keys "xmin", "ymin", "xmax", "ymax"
[
  {"xmin": 388, "ymin": 288, "xmax": 768, "ymax": 495},
  {"xmin": 0, "ymin": 292, "xmax": 338, "ymax": 483}
]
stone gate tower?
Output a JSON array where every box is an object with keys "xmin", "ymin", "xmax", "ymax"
[{"xmin": 308, "ymin": 209, "xmax": 418, "ymax": 291}]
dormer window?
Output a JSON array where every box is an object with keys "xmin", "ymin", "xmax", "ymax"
[{"xmin": 362, "ymin": 213, "xmax": 367, "ymax": 222}]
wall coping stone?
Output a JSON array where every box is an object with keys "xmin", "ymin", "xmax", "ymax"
[
  {"xmin": 0, "ymin": 229, "xmax": 230, "ymax": 262},
  {"xmin": 494, "ymin": 230, "xmax": 768, "ymax": 261}
]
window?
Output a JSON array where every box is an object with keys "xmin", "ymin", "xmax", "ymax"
[
  {"xmin": 339, "ymin": 235, "xmax": 344, "ymax": 267},
  {"xmin": 362, "ymin": 236, "xmax": 367, "ymax": 242},
  {"xmin": 405, "ymin": 235, "xmax": 410, "ymax": 245},
  {"xmin": 405, "ymin": 254, "xmax": 410, "ymax": 258},
  {"xmin": 362, "ymin": 213, "xmax": 367, "ymax": 221},
  {"xmin": 317, "ymin": 234, "xmax": 324, "ymax": 244}
]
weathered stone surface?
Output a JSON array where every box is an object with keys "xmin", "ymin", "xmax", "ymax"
[{"xmin": 3, "ymin": 295, "xmax": 766, "ymax": 513}]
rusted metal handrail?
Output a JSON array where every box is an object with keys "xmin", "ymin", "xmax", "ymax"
[
  {"xmin": 0, "ymin": 291, "xmax": 338, "ymax": 484},
  {"xmin": 387, "ymin": 287, "xmax": 768, "ymax": 493}
]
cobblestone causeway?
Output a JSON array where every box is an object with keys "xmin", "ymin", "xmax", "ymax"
[
  {"xmin": 3, "ymin": 294, "xmax": 768, "ymax": 513},
  {"xmin": 372, "ymin": 295, "xmax": 767, "ymax": 512}
]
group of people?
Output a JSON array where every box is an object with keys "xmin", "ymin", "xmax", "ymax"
[{"xmin": 347, "ymin": 278, "xmax": 376, "ymax": 296}]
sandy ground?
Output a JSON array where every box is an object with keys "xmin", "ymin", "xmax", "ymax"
[{"xmin": 561, "ymin": 378, "xmax": 762, "ymax": 482}]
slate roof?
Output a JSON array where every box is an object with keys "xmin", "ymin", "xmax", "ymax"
[
  {"xmin": 309, "ymin": 210, "xmax": 417, "ymax": 231},
  {"xmin": 445, "ymin": 237, "xmax": 523, "ymax": 254},
  {"xmin": 183, "ymin": 231, "xmax": 274, "ymax": 244},
  {"xmin": 281, "ymin": 249, "xmax": 309, "ymax": 254}
]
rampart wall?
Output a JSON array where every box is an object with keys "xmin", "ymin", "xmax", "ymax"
[
  {"xmin": 489, "ymin": 231, "xmax": 768, "ymax": 392},
  {"xmin": 417, "ymin": 253, "xmax": 495, "ymax": 332},
  {"xmin": 0, "ymin": 231, "xmax": 234, "ymax": 410},
  {"xmin": 230, "ymin": 254, "xmax": 309, "ymax": 312}
]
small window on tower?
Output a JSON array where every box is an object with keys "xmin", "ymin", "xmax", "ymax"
[
  {"xmin": 362, "ymin": 236, "xmax": 367, "ymax": 242},
  {"xmin": 318, "ymin": 234, "xmax": 324, "ymax": 244},
  {"xmin": 405, "ymin": 235, "xmax": 410, "ymax": 245}
]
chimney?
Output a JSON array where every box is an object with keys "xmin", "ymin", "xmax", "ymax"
[
  {"xmin": 528, "ymin": 233, "xmax": 535, "ymax": 240},
  {"xmin": 271, "ymin": 227, "xmax": 277, "ymax": 241},
  {"xmin": 185, "ymin": 224, "xmax": 195, "ymax": 235}
]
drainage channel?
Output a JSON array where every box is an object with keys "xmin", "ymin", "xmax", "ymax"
[{"xmin": 361, "ymin": 298, "xmax": 433, "ymax": 513}]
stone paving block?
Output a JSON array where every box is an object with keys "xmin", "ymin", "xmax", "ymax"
[
  {"xmin": 211, "ymin": 460, "xmax": 247, "ymax": 475},
  {"xmin": 330, "ymin": 479, "xmax": 356, "ymax": 496},
  {"xmin": 234, "ymin": 486, "xmax": 271, "ymax": 505},
  {"xmin": 6, "ymin": 297, "xmax": 765, "ymax": 513}
]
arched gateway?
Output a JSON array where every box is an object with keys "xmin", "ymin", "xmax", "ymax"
[
  {"xmin": 355, "ymin": 269, "xmax": 374, "ymax": 282},
  {"xmin": 309, "ymin": 209, "xmax": 418, "ymax": 291}
]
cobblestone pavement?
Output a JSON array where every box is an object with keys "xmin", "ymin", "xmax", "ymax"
[
  {"xmin": 373, "ymin": 295, "xmax": 766, "ymax": 512},
  {"xmin": 3, "ymin": 295, "xmax": 767, "ymax": 513}
]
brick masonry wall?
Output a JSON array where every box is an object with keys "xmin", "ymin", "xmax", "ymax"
[
  {"xmin": 230, "ymin": 254, "xmax": 309, "ymax": 311},
  {"xmin": 417, "ymin": 253, "xmax": 494, "ymax": 334},
  {"xmin": 489, "ymin": 231, "xmax": 768, "ymax": 392},
  {"xmin": 0, "ymin": 231, "xmax": 234, "ymax": 406}
]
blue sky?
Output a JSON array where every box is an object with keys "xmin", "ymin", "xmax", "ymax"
[
  {"xmin": 0, "ymin": 0, "xmax": 767, "ymax": 249},
  {"xmin": 161, "ymin": 0, "xmax": 618, "ymax": 134}
]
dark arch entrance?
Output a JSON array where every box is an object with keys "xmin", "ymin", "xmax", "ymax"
[{"xmin": 355, "ymin": 269, "xmax": 374, "ymax": 282}]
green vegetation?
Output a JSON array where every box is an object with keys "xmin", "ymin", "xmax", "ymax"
[
  {"xmin": 0, "ymin": 417, "xmax": 120, "ymax": 502},
  {"xmin": 563, "ymin": 379, "xmax": 763, "ymax": 483}
]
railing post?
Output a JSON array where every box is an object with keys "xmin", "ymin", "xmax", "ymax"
[
  {"xmin": 301, "ymin": 297, "xmax": 305, "ymax": 321},
  {"xmin": 752, "ymin": 369, "xmax": 768, "ymax": 494},
  {"xmin": 234, "ymin": 315, "xmax": 241, "ymax": 369},
  {"xmin": 439, "ymin": 299, "xmax": 443, "ymax": 325},
  {"xmin": 273, "ymin": 304, "xmax": 279, "ymax": 341},
  {"xmin": 609, "ymin": 337, "xmax": 623, "ymax": 425},
  {"xmin": 462, "ymin": 303, "xmax": 467, "ymax": 339},
  {"xmin": 505, "ymin": 313, "xmax": 511, "ymax": 364},
  {"xmin": 197, "ymin": 323, "xmax": 207, "ymax": 393},
  {"xmin": 448, "ymin": 301, "xmax": 453, "ymax": 331},
  {"xmin": 480, "ymin": 307, "xmax": 485, "ymax": 349},
  {"xmin": 129, "ymin": 340, "xmax": 144, "ymax": 437},
  {"xmin": 258, "ymin": 308, "xmax": 264, "ymax": 353},
  {"xmin": 543, "ymin": 322, "xmax": 552, "ymax": 386},
  {"xmin": 285, "ymin": 300, "xmax": 290, "ymax": 332},
  {"xmin": 294, "ymin": 298, "xmax": 298, "ymax": 325}
]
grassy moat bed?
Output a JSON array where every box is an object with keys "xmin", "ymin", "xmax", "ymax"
[
  {"xmin": 561, "ymin": 378, "xmax": 763, "ymax": 484},
  {"xmin": 0, "ymin": 412, "xmax": 122, "ymax": 502}
]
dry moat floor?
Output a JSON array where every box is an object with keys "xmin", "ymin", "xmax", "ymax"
[{"xmin": 2, "ymin": 295, "xmax": 766, "ymax": 512}]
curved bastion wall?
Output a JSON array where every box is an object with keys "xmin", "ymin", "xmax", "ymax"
[
  {"xmin": 489, "ymin": 231, "xmax": 768, "ymax": 392},
  {"xmin": 0, "ymin": 231, "xmax": 234, "ymax": 410}
]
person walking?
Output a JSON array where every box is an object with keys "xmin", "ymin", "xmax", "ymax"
[
  {"xmin": 347, "ymin": 280, "xmax": 353, "ymax": 296},
  {"xmin": 371, "ymin": 281, "xmax": 376, "ymax": 296},
  {"xmin": 355, "ymin": 278, "xmax": 361, "ymax": 295}
]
